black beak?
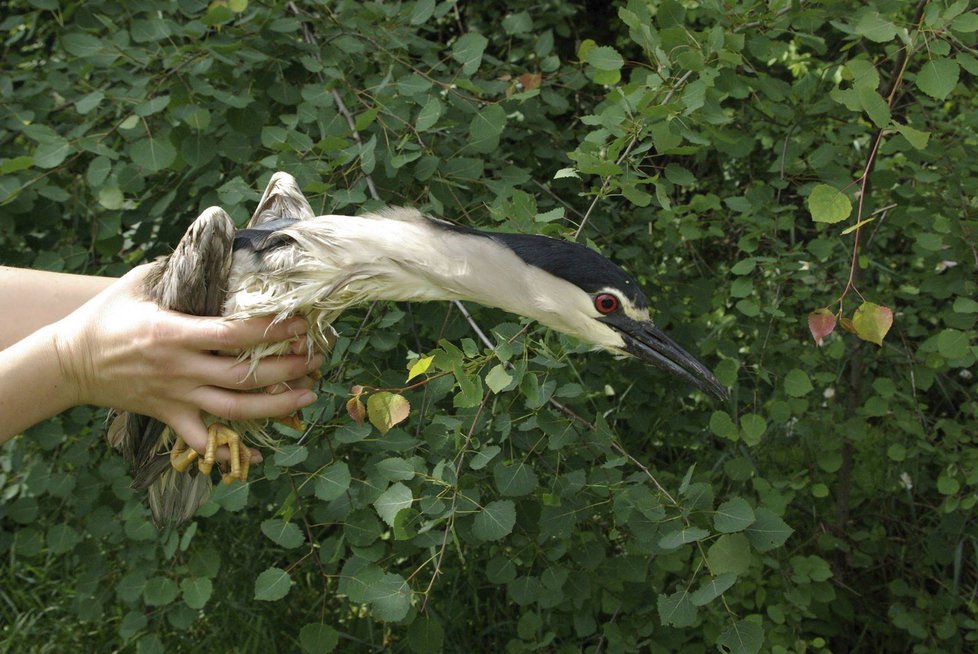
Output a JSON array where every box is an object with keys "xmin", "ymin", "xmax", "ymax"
[{"xmin": 604, "ymin": 316, "xmax": 728, "ymax": 402}]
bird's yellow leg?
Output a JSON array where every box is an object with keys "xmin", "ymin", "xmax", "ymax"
[
  {"xmin": 170, "ymin": 437, "xmax": 199, "ymax": 473},
  {"xmin": 197, "ymin": 423, "xmax": 252, "ymax": 483}
]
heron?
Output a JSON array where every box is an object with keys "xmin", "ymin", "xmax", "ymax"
[{"xmin": 110, "ymin": 172, "xmax": 727, "ymax": 524}]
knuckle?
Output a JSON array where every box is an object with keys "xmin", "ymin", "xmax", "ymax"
[
  {"xmin": 219, "ymin": 397, "xmax": 243, "ymax": 421},
  {"xmin": 214, "ymin": 321, "xmax": 239, "ymax": 351}
]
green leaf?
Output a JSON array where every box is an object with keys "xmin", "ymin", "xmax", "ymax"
[
  {"xmin": 473, "ymin": 499, "xmax": 516, "ymax": 541},
  {"xmin": 714, "ymin": 497, "xmax": 756, "ymax": 533},
  {"xmin": 585, "ymin": 45, "xmax": 624, "ymax": 71},
  {"xmin": 273, "ymin": 444, "xmax": 308, "ymax": 467},
  {"xmin": 453, "ymin": 361, "xmax": 484, "ymax": 407},
  {"xmin": 857, "ymin": 85, "xmax": 890, "ymax": 128},
  {"xmin": 784, "ymin": 369, "xmax": 813, "ymax": 397},
  {"xmin": 853, "ymin": 11, "xmax": 897, "ymax": 43},
  {"xmin": 937, "ymin": 329, "xmax": 970, "ymax": 359},
  {"xmin": 709, "ymin": 411, "xmax": 738, "ymax": 440},
  {"xmin": 373, "ymin": 482, "xmax": 413, "ymax": 526},
  {"xmin": 409, "ymin": 0, "xmax": 435, "ymax": 25},
  {"xmin": 470, "ymin": 445, "xmax": 501, "ymax": 470},
  {"xmin": 493, "ymin": 461, "xmax": 538, "ymax": 496},
  {"xmin": 937, "ymin": 473, "xmax": 959, "ymax": 495},
  {"xmin": 952, "ymin": 12, "xmax": 978, "ymax": 33},
  {"xmin": 416, "ymin": 97, "xmax": 443, "ymax": 132},
  {"xmin": 807, "ymin": 184, "xmax": 852, "ymax": 224},
  {"xmin": 367, "ymin": 392, "xmax": 410, "ymax": 434},
  {"xmin": 745, "ymin": 508, "xmax": 793, "ymax": 552},
  {"xmin": 846, "ymin": 59, "xmax": 880, "ymax": 92},
  {"xmin": 134, "ymin": 95, "xmax": 170, "ymax": 117},
  {"xmin": 502, "ymin": 11, "xmax": 532, "ymax": 35},
  {"xmin": 76, "ymin": 90, "xmax": 104, "ymax": 114},
  {"xmin": 62, "ymin": 32, "xmax": 102, "ymax": 57},
  {"xmin": 314, "ymin": 462, "xmax": 351, "ymax": 501},
  {"xmin": 485, "ymin": 364, "xmax": 514, "ymax": 393},
  {"xmin": 86, "ymin": 156, "xmax": 111, "ymax": 187},
  {"xmin": 690, "ymin": 572, "xmax": 737, "ymax": 606},
  {"xmin": 254, "ymin": 567, "xmax": 292, "ymax": 601},
  {"xmin": 260, "ymin": 519, "xmax": 305, "ymax": 549},
  {"xmin": 376, "ymin": 457, "xmax": 416, "ymax": 481},
  {"xmin": 739, "ymin": 414, "xmax": 766, "ymax": 446},
  {"xmin": 143, "ymin": 577, "xmax": 179, "ymax": 607},
  {"xmin": 716, "ymin": 620, "xmax": 764, "ymax": 654},
  {"xmin": 657, "ymin": 589, "xmax": 697, "ymax": 627},
  {"xmin": 707, "ymin": 533, "xmax": 752, "ymax": 576},
  {"xmin": 130, "ymin": 137, "xmax": 176, "ymax": 172},
  {"xmin": 180, "ymin": 577, "xmax": 212, "ymax": 610},
  {"xmin": 895, "ymin": 123, "xmax": 930, "ymax": 149},
  {"xmin": 364, "ymin": 572, "xmax": 412, "ymax": 622},
  {"xmin": 916, "ymin": 58, "xmax": 960, "ymax": 101},
  {"xmin": 852, "ymin": 302, "xmax": 893, "ymax": 346},
  {"xmin": 468, "ymin": 104, "xmax": 507, "ymax": 154},
  {"xmin": 46, "ymin": 524, "xmax": 79, "ymax": 554},
  {"xmin": 300, "ymin": 624, "xmax": 339, "ymax": 653},
  {"xmin": 659, "ymin": 527, "xmax": 710, "ymax": 550},
  {"xmin": 33, "ymin": 137, "xmax": 71, "ymax": 169},
  {"xmin": 452, "ymin": 32, "xmax": 489, "ymax": 75}
]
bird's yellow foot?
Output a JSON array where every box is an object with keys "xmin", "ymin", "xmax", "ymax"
[{"xmin": 168, "ymin": 424, "xmax": 251, "ymax": 484}]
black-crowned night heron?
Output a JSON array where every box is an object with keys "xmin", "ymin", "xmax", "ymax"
[{"xmin": 111, "ymin": 172, "xmax": 726, "ymax": 524}]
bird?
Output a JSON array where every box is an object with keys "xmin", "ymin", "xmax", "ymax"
[{"xmin": 109, "ymin": 172, "xmax": 727, "ymax": 525}]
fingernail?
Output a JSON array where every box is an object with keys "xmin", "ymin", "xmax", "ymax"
[
  {"xmin": 288, "ymin": 319, "xmax": 308, "ymax": 337},
  {"xmin": 309, "ymin": 354, "xmax": 324, "ymax": 369},
  {"xmin": 298, "ymin": 390, "xmax": 317, "ymax": 406}
]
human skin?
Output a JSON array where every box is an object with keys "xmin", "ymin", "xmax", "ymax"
[{"xmin": 0, "ymin": 265, "xmax": 322, "ymax": 462}]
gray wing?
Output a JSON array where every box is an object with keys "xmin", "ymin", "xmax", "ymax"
[
  {"xmin": 109, "ymin": 206, "xmax": 236, "ymax": 524},
  {"xmin": 247, "ymin": 171, "xmax": 315, "ymax": 228}
]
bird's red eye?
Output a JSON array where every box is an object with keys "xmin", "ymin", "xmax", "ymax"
[{"xmin": 594, "ymin": 293, "xmax": 619, "ymax": 315}]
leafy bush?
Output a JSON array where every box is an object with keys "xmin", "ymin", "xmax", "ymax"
[{"xmin": 1, "ymin": 1, "xmax": 976, "ymax": 652}]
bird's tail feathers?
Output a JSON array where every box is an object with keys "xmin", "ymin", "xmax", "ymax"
[{"xmin": 146, "ymin": 464, "xmax": 213, "ymax": 526}]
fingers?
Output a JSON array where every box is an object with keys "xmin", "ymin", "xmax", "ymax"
[
  {"xmin": 265, "ymin": 375, "xmax": 316, "ymax": 394},
  {"xmin": 197, "ymin": 353, "xmax": 323, "ymax": 390},
  {"xmin": 194, "ymin": 386, "xmax": 317, "ymax": 423},
  {"xmin": 185, "ymin": 315, "xmax": 309, "ymax": 351}
]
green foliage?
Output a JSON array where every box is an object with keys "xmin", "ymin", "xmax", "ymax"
[{"xmin": 2, "ymin": 0, "xmax": 977, "ymax": 652}]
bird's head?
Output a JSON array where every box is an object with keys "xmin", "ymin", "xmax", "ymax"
[{"xmin": 486, "ymin": 232, "xmax": 728, "ymax": 402}]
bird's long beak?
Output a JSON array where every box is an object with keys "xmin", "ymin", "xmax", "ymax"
[{"xmin": 604, "ymin": 316, "xmax": 728, "ymax": 402}]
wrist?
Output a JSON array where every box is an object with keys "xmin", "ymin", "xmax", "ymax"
[
  {"xmin": 0, "ymin": 322, "xmax": 81, "ymax": 443},
  {"xmin": 47, "ymin": 319, "xmax": 88, "ymax": 409}
]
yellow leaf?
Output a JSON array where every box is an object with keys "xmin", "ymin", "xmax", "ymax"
[
  {"xmin": 852, "ymin": 302, "xmax": 893, "ymax": 346},
  {"xmin": 367, "ymin": 392, "xmax": 411, "ymax": 434},
  {"xmin": 407, "ymin": 355, "xmax": 434, "ymax": 382}
]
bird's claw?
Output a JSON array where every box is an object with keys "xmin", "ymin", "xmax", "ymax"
[{"xmin": 169, "ymin": 423, "xmax": 251, "ymax": 483}]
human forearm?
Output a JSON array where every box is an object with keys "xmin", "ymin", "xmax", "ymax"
[
  {"xmin": 0, "ymin": 322, "xmax": 77, "ymax": 443},
  {"xmin": 0, "ymin": 266, "xmax": 115, "ymax": 350}
]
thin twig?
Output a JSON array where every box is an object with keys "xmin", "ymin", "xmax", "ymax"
[
  {"xmin": 289, "ymin": 2, "xmax": 380, "ymax": 202},
  {"xmin": 453, "ymin": 301, "xmax": 494, "ymax": 350},
  {"xmin": 573, "ymin": 70, "xmax": 692, "ymax": 240},
  {"xmin": 421, "ymin": 392, "xmax": 490, "ymax": 610}
]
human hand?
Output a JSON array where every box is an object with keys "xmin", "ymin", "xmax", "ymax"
[{"xmin": 52, "ymin": 264, "xmax": 321, "ymax": 461}]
